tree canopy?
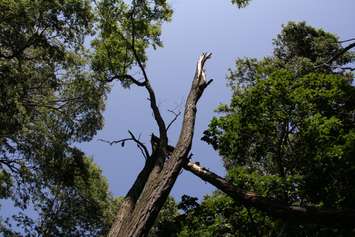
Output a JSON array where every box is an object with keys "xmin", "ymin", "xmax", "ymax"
[
  {"xmin": 199, "ymin": 22, "xmax": 355, "ymax": 236},
  {"xmin": 0, "ymin": 0, "xmax": 116, "ymax": 235},
  {"xmin": 1, "ymin": 0, "xmax": 355, "ymax": 236},
  {"xmin": 0, "ymin": 0, "xmax": 174, "ymax": 235}
]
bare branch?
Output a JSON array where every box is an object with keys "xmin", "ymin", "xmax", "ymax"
[
  {"xmin": 201, "ymin": 78, "xmax": 214, "ymax": 91},
  {"xmin": 340, "ymin": 67, "xmax": 355, "ymax": 71},
  {"xmin": 166, "ymin": 109, "xmax": 182, "ymax": 131},
  {"xmin": 99, "ymin": 131, "xmax": 150, "ymax": 160},
  {"xmin": 339, "ymin": 38, "xmax": 355, "ymax": 44},
  {"xmin": 97, "ymin": 0, "xmax": 168, "ymax": 151},
  {"xmin": 107, "ymin": 74, "xmax": 146, "ymax": 87},
  {"xmin": 111, "ymin": 53, "xmax": 213, "ymax": 237},
  {"xmin": 184, "ymin": 160, "xmax": 355, "ymax": 227},
  {"xmin": 111, "ymin": 51, "xmax": 213, "ymax": 236},
  {"xmin": 326, "ymin": 42, "xmax": 355, "ymax": 65},
  {"xmin": 128, "ymin": 6, "xmax": 168, "ymax": 150},
  {"xmin": 98, "ymin": 138, "xmax": 132, "ymax": 146},
  {"xmin": 0, "ymin": 159, "xmax": 21, "ymax": 173},
  {"xmin": 128, "ymin": 130, "xmax": 150, "ymax": 160}
]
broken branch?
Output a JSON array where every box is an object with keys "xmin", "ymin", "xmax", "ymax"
[{"xmin": 184, "ymin": 160, "xmax": 355, "ymax": 227}]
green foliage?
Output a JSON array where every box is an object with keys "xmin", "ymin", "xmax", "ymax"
[
  {"xmin": 147, "ymin": 21, "xmax": 355, "ymax": 237},
  {"xmin": 0, "ymin": 0, "xmax": 101, "ymax": 142},
  {"xmin": 0, "ymin": 0, "xmax": 174, "ymax": 235},
  {"xmin": 28, "ymin": 156, "xmax": 119, "ymax": 236},
  {"xmin": 274, "ymin": 22, "xmax": 340, "ymax": 64},
  {"xmin": 149, "ymin": 196, "xmax": 180, "ymax": 237},
  {"xmin": 177, "ymin": 193, "xmax": 276, "ymax": 237},
  {"xmin": 1, "ymin": 153, "xmax": 120, "ymax": 236},
  {"xmin": 150, "ymin": 193, "xmax": 276, "ymax": 237},
  {"xmin": 202, "ymin": 22, "xmax": 355, "ymax": 235},
  {"xmin": 92, "ymin": 0, "xmax": 172, "ymax": 86},
  {"xmin": 231, "ymin": 0, "xmax": 251, "ymax": 8},
  {"xmin": 1, "ymin": 0, "xmax": 354, "ymax": 235},
  {"xmin": 0, "ymin": 0, "xmax": 117, "ymax": 235}
]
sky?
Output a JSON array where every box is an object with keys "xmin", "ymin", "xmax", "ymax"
[{"xmin": 79, "ymin": 0, "xmax": 355, "ymax": 201}]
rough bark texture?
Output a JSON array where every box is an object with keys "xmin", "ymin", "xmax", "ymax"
[
  {"xmin": 185, "ymin": 161, "xmax": 355, "ymax": 227},
  {"xmin": 108, "ymin": 53, "xmax": 212, "ymax": 237},
  {"xmin": 108, "ymin": 154, "xmax": 157, "ymax": 236}
]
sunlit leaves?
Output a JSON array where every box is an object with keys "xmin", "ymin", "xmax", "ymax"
[
  {"xmin": 0, "ymin": 0, "xmax": 112, "ymax": 235},
  {"xmin": 0, "ymin": 0, "xmax": 175, "ymax": 234},
  {"xmin": 202, "ymin": 22, "xmax": 355, "ymax": 235},
  {"xmin": 92, "ymin": 0, "xmax": 172, "ymax": 86}
]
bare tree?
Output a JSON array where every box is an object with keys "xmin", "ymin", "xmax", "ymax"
[{"xmin": 108, "ymin": 53, "xmax": 213, "ymax": 237}]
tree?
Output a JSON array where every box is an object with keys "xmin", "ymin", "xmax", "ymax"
[
  {"xmin": 95, "ymin": 1, "xmax": 253, "ymax": 235},
  {"xmin": 2, "ymin": 1, "xmax": 355, "ymax": 237},
  {"xmin": 140, "ymin": 22, "xmax": 355, "ymax": 237},
  {"xmin": 0, "ymin": 0, "xmax": 117, "ymax": 235},
  {"xmin": 198, "ymin": 22, "xmax": 355, "ymax": 235},
  {"xmin": 1, "ymin": 0, "xmax": 212, "ymax": 235},
  {"xmin": 1, "ymin": 156, "xmax": 120, "ymax": 236},
  {"xmin": 176, "ymin": 192, "xmax": 273, "ymax": 237}
]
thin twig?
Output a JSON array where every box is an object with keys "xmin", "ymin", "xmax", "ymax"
[
  {"xmin": 340, "ymin": 67, "xmax": 355, "ymax": 71},
  {"xmin": 166, "ymin": 109, "xmax": 182, "ymax": 130},
  {"xmin": 99, "ymin": 130, "xmax": 150, "ymax": 160},
  {"xmin": 339, "ymin": 38, "xmax": 355, "ymax": 44},
  {"xmin": 128, "ymin": 130, "xmax": 150, "ymax": 160},
  {"xmin": 98, "ymin": 138, "xmax": 131, "ymax": 146},
  {"xmin": 326, "ymin": 42, "xmax": 355, "ymax": 65}
]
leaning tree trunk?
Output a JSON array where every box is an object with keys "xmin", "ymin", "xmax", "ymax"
[{"xmin": 108, "ymin": 53, "xmax": 212, "ymax": 237}]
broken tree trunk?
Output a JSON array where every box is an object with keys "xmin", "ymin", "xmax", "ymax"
[{"xmin": 108, "ymin": 53, "xmax": 212, "ymax": 237}]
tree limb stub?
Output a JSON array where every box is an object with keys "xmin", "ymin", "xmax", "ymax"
[{"xmin": 184, "ymin": 161, "xmax": 355, "ymax": 227}]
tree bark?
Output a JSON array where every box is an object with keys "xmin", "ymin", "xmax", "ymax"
[
  {"xmin": 185, "ymin": 161, "xmax": 355, "ymax": 227},
  {"xmin": 108, "ymin": 154, "xmax": 157, "ymax": 236},
  {"xmin": 108, "ymin": 53, "xmax": 212, "ymax": 237}
]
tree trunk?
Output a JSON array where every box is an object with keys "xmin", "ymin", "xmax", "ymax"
[{"xmin": 108, "ymin": 53, "xmax": 212, "ymax": 237}]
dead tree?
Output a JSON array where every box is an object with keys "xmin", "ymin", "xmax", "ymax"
[{"xmin": 108, "ymin": 53, "xmax": 213, "ymax": 237}]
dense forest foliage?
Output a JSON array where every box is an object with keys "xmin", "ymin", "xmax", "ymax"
[
  {"xmin": 0, "ymin": 0, "xmax": 122, "ymax": 235},
  {"xmin": 0, "ymin": 0, "xmax": 354, "ymax": 236}
]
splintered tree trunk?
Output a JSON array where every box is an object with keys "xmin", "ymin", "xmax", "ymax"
[{"xmin": 108, "ymin": 53, "xmax": 212, "ymax": 237}]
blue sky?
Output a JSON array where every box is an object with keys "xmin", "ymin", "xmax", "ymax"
[{"xmin": 79, "ymin": 0, "xmax": 355, "ymax": 201}]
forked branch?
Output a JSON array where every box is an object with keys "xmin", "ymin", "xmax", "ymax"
[
  {"xmin": 99, "ymin": 130, "xmax": 150, "ymax": 160},
  {"xmin": 113, "ymin": 53, "xmax": 213, "ymax": 237},
  {"xmin": 167, "ymin": 109, "xmax": 182, "ymax": 131}
]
